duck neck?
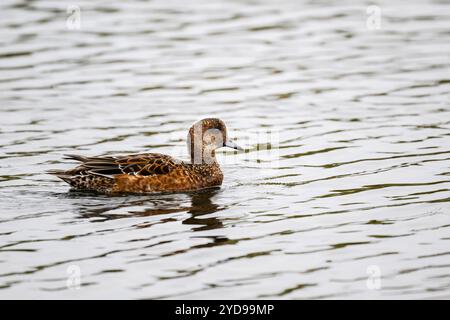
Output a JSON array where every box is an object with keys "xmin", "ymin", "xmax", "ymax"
[{"xmin": 190, "ymin": 146, "xmax": 217, "ymax": 165}]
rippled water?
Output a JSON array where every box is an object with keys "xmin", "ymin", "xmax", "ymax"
[{"xmin": 1, "ymin": 0, "xmax": 450, "ymax": 299}]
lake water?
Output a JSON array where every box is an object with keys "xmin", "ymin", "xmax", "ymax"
[{"xmin": 1, "ymin": 0, "xmax": 449, "ymax": 299}]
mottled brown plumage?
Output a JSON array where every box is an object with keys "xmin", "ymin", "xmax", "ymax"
[{"xmin": 48, "ymin": 118, "xmax": 242, "ymax": 194}]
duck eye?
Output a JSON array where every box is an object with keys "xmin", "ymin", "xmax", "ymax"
[{"xmin": 203, "ymin": 128, "xmax": 223, "ymax": 146}]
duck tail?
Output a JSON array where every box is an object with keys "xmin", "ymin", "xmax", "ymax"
[
  {"xmin": 63, "ymin": 154, "xmax": 90, "ymax": 162},
  {"xmin": 46, "ymin": 170, "xmax": 74, "ymax": 185}
]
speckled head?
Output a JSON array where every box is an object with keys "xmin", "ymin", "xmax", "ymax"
[{"xmin": 188, "ymin": 118, "xmax": 242, "ymax": 164}]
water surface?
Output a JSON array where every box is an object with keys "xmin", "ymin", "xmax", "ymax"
[{"xmin": 1, "ymin": 0, "xmax": 450, "ymax": 299}]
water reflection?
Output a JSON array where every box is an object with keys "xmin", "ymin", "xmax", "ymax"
[
  {"xmin": 182, "ymin": 188, "xmax": 224, "ymax": 231},
  {"xmin": 68, "ymin": 188, "xmax": 224, "ymax": 232}
]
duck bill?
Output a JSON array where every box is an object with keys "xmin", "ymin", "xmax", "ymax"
[{"xmin": 224, "ymin": 139, "xmax": 243, "ymax": 151}]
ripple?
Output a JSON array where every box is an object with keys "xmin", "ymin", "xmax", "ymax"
[{"xmin": 0, "ymin": 0, "xmax": 449, "ymax": 299}]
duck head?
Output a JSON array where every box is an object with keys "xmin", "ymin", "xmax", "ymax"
[{"xmin": 187, "ymin": 118, "xmax": 243, "ymax": 164}]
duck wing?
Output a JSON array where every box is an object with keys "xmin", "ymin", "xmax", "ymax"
[{"xmin": 63, "ymin": 153, "xmax": 180, "ymax": 177}]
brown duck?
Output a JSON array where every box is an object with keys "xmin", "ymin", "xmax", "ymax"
[{"xmin": 49, "ymin": 118, "xmax": 242, "ymax": 194}]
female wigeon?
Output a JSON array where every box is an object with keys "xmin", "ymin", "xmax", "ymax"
[{"xmin": 49, "ymin": 118, "xmax": 242, "ymax": 194}]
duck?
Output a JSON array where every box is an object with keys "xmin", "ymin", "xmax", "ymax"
[{"xmin": 48, "ymin": 118, "xmax": 243, "ymax": 194}]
